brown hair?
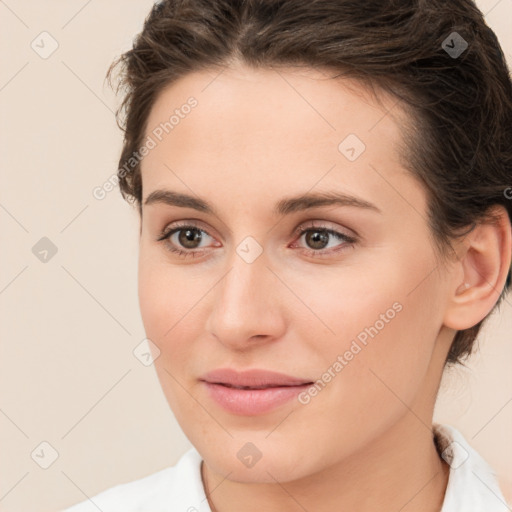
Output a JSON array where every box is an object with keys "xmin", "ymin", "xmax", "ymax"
[{"xmin": 106, "ymin": 0, "xmax": 512, "ymax": 366}]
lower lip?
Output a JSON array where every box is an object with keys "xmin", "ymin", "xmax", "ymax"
[{"xmin": 202, "ymin": 381, "xmax": 312, "ymax": 415}]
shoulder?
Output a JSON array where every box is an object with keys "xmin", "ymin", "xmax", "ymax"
[
  {"xmin": 61, "ymin": 447, "xmax": 210, "ymax": 512},
  {"xmin": 435, "ymin": 423, "xmax": 511, "ymax": 512}
]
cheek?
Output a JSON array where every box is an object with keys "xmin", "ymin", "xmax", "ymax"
[
  {"xmin": 138, "ymin": 255, "xmax": 191, "ymax": 359},
  {"xmin": 138, "ymin": 241, "xmax": 191, "ymax": 333},
  {"xmin": 137, "ymin": 250, "xmax": 217, "ymax": 380},
  {"xmin": 309, "ymin": 261, "xmax": 441, "ymax": 411},
  {"xmin": 138, "ymin": 260, "xmax": 167, "ymax": 339},
  {"xmin": 137, "ymin": 258, "xmax": 203, "ymax": 424}
]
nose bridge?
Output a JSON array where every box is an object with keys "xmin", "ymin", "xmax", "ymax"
[
  {"xmin": 206, "ymin": 244, "xmax": 285, "ymax": 347},
  {"xmin": 218, "ymin": 247, "xmax": 273, "ymax": 321}
]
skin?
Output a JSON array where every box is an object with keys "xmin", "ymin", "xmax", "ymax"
[{"xmin": 137, "ymin": 63, "xmax": 511, "ymax": 512}]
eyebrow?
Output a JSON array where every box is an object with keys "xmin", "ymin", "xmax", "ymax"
[{"xmin": 143, "ymin": 189, "xmax": 381, "ymax": 216}]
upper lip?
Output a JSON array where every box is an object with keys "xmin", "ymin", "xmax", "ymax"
[{"xmin": 200, "ymin": 368, "xmax": 313, "ymax": 389}]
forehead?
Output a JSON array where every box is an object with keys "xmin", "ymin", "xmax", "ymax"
[
  {"xmin": 140, "ymin": 64, "xmax": 422, "ymax": 215},
  {"xmin": 143, "ymin": 64, "xmax": 404, "ymax": 145}
]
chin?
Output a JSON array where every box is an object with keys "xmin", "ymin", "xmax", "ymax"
[{"xmin": 198, "ymin": 436, "xmax": 316, "ymax": 484}]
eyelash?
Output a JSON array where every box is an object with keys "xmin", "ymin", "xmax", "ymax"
[{"xmin": 156, "ymin": 221, "xmax": 357, "ymax": 259}]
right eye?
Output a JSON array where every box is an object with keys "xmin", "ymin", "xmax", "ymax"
[{"xmin": 157, "ymin": 223, "xmax": 218, "ymax": 258}]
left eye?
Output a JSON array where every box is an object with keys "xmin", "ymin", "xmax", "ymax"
[
  {"xmin": 296, "ymin": 224, "xmax": 357, "ymax": 257},
  {"xmin": 294, "ymin": 227, "xmax": 355, "ymax": 253}
]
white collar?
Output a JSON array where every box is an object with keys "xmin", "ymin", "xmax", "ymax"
[{"xmin": 433, "ymin": 422, "xmax": 509, "ymax": 511}]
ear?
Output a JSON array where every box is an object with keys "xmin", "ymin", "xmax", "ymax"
[{"xmin": 443, "ymin": 205, "xmax": 512, "ymax": 331}]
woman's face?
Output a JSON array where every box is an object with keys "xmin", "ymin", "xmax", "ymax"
[{"xmin": 138, "ymin": 64, "xmax": 455, "ymax": 482}]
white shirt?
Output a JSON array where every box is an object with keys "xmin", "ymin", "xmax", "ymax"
[{"xmin": 62, "ymin": 423, "xmax": 510, "ymax": 512}]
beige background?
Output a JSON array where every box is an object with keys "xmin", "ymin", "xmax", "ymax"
[{"xmin": 0, "ymin": 1, "xmax": 511, "ymax": 511}]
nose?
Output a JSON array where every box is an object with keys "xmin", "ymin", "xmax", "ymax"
[{"xmin": 204, "ymin": 251, "xmax": 287, "ymax": 351}]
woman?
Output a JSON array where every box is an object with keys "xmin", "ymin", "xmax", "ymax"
[{"xmin": 63, "ymin": 0, "xmax": 512, "ymax": 510}]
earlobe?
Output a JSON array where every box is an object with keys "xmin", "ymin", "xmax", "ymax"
[{"xmin": 443, "ymin": 206, "xmax": 512, "ymax": 331}]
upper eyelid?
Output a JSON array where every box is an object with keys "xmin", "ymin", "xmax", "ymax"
[
  {"xmin": 294, "ymin": 220, "xmax": 357, "ymax": 238},
  {"xmin": 161, "ymin": 219, "xmax": 214, "ymax": 236},
  {"xmin": 162, "ymin": 219, "xmax": 348, "ymax": 235}
]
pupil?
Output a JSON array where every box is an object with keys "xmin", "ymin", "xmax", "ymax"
[
  {"xmin": 307, "ymin": 231, "xmax": 328, "ymax": 249},
  {"xmin": 179, "ymin": 228, "xmax": 201, "ymax": 248}
]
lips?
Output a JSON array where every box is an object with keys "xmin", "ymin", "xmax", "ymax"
[{"xmin": 200, "ymin": 368, "xmax": 313, "ymax": 389}]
